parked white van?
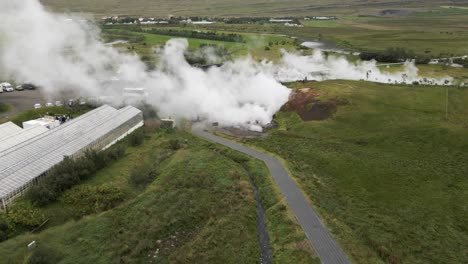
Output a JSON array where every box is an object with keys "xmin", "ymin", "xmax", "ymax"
[{"xmin": 0, "ymin": 83, "xmax": 14, "ymax": 92}]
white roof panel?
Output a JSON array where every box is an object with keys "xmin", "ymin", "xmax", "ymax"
[
  {"xmin": 0, "ymin": 125, "xmax": 48, "ymax": 153},
  {"xmin": 0, "ymin": 122, "xmax": 22, "ymax": 140}
]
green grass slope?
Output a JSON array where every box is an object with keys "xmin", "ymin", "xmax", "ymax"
[
  {"xmin": 0, "ymin": 134, "xmax": 259, "ymax": 263},
  {"xmin": 0, "ymin": 130, "xmax": 318, "ymax": 263},
  {"xmin": 246, "ymin": 81, "xmax": 468, "ymax": 263}
]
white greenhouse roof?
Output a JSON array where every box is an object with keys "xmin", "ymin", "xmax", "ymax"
[
  {"xmin": 0, "ymin": 122, "xmax": 22, "ymax": 139},
  {"xmin": 0, "ymin": 125, "xmax": 48, "ymax": 153},
  {"xmin": 0, "ymin": 105, "xmax": 142, "ymax": 201}
]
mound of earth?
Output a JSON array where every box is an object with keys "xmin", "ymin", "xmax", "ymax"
[{"xmin": 283, "ymin": 88, "xmax": 348, "ymax": 121}]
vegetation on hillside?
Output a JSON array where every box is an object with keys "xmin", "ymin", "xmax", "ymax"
[
  {"xmin": 0, "ymin": 124, "xmax": 317, "ymax": 263},
  {"xmin": 245, "ymin": 80, "xmax": 468, "ymax": 263}
]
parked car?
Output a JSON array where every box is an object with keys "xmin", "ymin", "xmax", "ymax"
[
  {"xmin": 34, "ymin": 103, "xmax": 42, "ymax": 109},
  {"xmin": 15, "ymin": 85, "xmax": 24, "ymax": 91},
  {"xmin": 55, "ymin": 101, "xmax": 63, "ymax": 106},
  {"xmin": 18, "ymin": 83, "xmax": 37, "ymax": 90},
  {"xmin": 45, "ymin": 102, "xmax": 54, "ymax": 107},
  {"xmin": 0, "ymin": 83, "xmax": 14, "ymax": 92},
  {"xmin": 67, "ymin": 99, "xmax": 76, "ymax": 106},
  {"xmin": 79, "ymin": 99, "xmax": 86, "ymax": 105}
]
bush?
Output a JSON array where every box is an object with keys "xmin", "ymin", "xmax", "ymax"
[
  {"xmin": 0, "ymin": 215, "xmax": 11, "ymax": 242},
  {"xmin": 7, "ymin": 200, "xmax": 45, "ymax": 227},
  {"xmin": 26, "ymin": 146, "xmax": 126, "ymax": 207},
  {"xmin": 129, "ymin": 164, "xmax": 159, "ymax": 188},
  {"xmin": 28, "ymin": 246, "xmax": 61, "ymax": 264},
  {"xmin": 169, "ymin": 139, "xmax": 181, "ymax": 150},
  {"xmin": 61, "ymin": 184, "xmax": 125, "ymax": 215},
  {"xmin": 26, "ymin": 185, "xmax": 56, "ymax": 207}
]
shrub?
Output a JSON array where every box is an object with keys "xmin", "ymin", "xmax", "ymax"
[
  {"xmin": 28, "ymin": 246, "xmax": 61, "ymax": 264},
  {"xmin": 168, "ymin": 139, "xmax": 181, "ymax": 150},
  {"xmin": 61, "ymin": 184, "xmax": 125, "ymax": 215},
  {"xmin": 7, "ymin": 200, "xmax": 45, "ymax": 227},
  {"xmin": 26, "ymin": 185, "xmax": 56, "ymax": 207},
  {"xmin": 129, "ymin": 165, "xmax": 159, "ymax": 188},
  {"xmin": 26, "ymin": 145, "xmax": 126, "ymax": 207},
  {"xmin": 0, "ymin": 215, "xmax": 11, "ymax": 242}
]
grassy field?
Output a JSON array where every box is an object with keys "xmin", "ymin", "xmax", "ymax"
[
  {"xmin": 0, "ymin": 128, "xmax": 317, "ymax": 263},
  {"xmin": 156, "ymin": 7, "xmax": 468, "ymax": 57},
  {"xmin": 0, "ymin": 103, "xmax": 10, "ymax": 114},
  {"xmin": 41, "ymin": 0, "xmax": 450, "ymax": 17},
  {"xmin": 103, "ymin": 27, "xmax": 297, "ymax": 61},
  {"xmin": 242, "ymin": 80, "xmax": 468, "ymax": 263}
]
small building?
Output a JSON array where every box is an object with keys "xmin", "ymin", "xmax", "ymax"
[
  {"xmin": 191, "ymin": 20, "xmax": 216, "ymax": 25},
  {"xmin": 23, "ymin": 116, "xmax": 60, "ymax": 130},
  {"xmin": 160, "ymin": 118, "xmax": 175, "ymax": 129},
  {"xmin": 269, "ymin": 18, "xmax": 293, "ymax": 23}
]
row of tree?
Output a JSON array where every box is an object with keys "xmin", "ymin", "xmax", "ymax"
[
  {"xmin": 25, "ymin": 129, "xmax": 145, "ymax": 207},
  {"xmin": 145, "ymin": 29, "xmax": 245, "ymax": 43},
  {"xmin": 25, "ymin": 146, "xmax": 126, "ymax": 207},
  {"xmin": 453, "ymin": 58, "xmax": 468, "ymax": 68},
  {"xmin": 359, "ymin": 48, "xmax": 431, "ymax": 64}
]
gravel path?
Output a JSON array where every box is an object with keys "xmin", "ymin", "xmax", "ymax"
[{"xmin": 193, "ymin": 125, "xmax": 350, "ymax": 264}]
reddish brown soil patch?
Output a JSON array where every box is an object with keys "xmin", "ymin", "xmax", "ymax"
[
  {"xmin": 282, "ymin": 88, "xmax": 348, "ymax": 121},
  {"xmin": 282, "ymin": 88, "xmax": 319, "ymax": 113},
  {"xmin": 300, "ymin": 98, "xmax": 349, "ymax": 121}
]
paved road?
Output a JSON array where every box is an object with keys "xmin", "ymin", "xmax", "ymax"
[{"xmin": 193, "ymin": 125, "xmax": 350, "ymax": 264}]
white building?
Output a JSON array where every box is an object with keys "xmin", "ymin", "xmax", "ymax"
[
  {"xmin": 269, "ymin": 18, "xmax": 293, "ymax": 23},
  {"xmin": 23, "ymin": 116, "xmax": 60, "ymax": 129}
]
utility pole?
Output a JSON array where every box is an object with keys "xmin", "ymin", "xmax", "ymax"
[{"xmin": 445, "ymin": 86, "xmax": 449, "ymax": 120}]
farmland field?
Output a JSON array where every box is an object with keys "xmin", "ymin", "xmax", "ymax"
[{"xmin": 41, "ymin": 0, "xmax": 451, "ymax": 17}]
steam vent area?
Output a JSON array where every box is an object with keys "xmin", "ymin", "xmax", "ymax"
[{"xmin": 0, "ymin": 105, "xmax": 143, "ymax": 209}]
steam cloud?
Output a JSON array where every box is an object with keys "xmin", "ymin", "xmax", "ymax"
[{"xmin": 0, "ymin": 0, "xmax": 451, "ymax": 131}]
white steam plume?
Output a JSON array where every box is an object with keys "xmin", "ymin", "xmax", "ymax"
[
  {"xmin": 0, "ymin": 0, "xmax": 452, "ymax": 131},
  {"xmin": 264, "ymin": 50, "xmax": 452, "ymax": 85}
]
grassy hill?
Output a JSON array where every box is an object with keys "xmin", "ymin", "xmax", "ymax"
[
  {"xmin": 41, "ymin": 0, "xmax": 452, "ymax": 17},
  {"xmin": 244, "ymin": 80, "xmax": 468, "ymax": 263},
  {"xmin": 0, "ymin": 129, "xmax": 317, "ymax": 263}
]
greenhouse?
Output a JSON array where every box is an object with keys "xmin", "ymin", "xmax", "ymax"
[{"xmin": 0, "ymin": 105, "xmax": 143, "ymax": 209}]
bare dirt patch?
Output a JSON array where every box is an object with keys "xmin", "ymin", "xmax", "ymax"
[{"xmin": 282, "ymin": 88, "xmax": 348, "ymax": 121}]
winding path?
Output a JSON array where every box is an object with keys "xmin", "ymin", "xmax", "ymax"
[{"xmin": 192, "ymin": 125, "xmax": 350, "ymax": 264}]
